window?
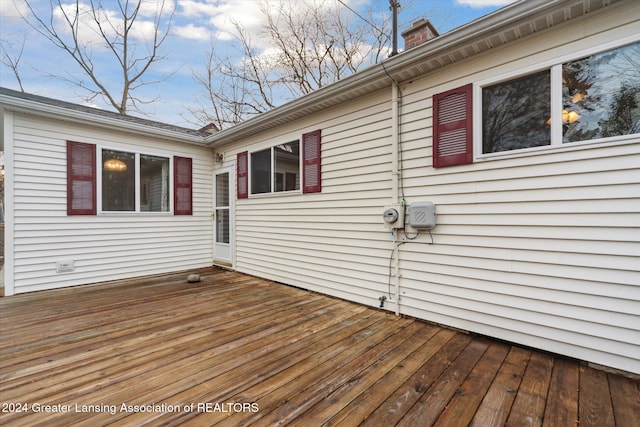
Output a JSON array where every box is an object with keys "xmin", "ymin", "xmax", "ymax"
[
  {"xmin": 562, "ymin": 42, "xmax": 640, "ymax": 143},
  {"xmin": 251, "ymin": 147, "xmax": 273, "ymax": 194},
  {"xmin": 479, "ymin": 41, "xmax": 640, "ymax": 155},
  {"xmin": 237, "ymin": 129, "xmax": 321, "ymax": 198},
  {"xmin": 275, "ymin": 143, "xmax": 300, "ymax": 191},
  {"xmin": 101, "ymin": 149, "xmax": 170, "ymax": 212},
  {"xmin": 140, "ymin": 155, "xmax": 170, "ymax": 212},
  {"xmin": 102, "ymin": 150, "xmax": 136, "ymax": 211},
  {"xmin": 482, "ymin": 71, "xmax": 551, "ymax": 153},
  {"xmin": 67, "ymin": 141, "xmax": 192, "ymax": 215},
  {"xmin": 250, "ymin": 141, "xmax": 300, "ymax": 195}
]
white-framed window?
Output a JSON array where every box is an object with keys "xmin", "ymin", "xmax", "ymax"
[
  {"xmin": 249, "ymin": 141, "xmax": 301, "ymax": 195},
  {"xmin": 236, "ymin": 130, "xmax": 321, "ymax": 198},
  {"xmin": 67, "ymin": 141, "xmax": 193, "ymax": 216},
  {"xmin": 100, "ymin": 148, "xmax": 171, "ymax": 212},
  {"xmin": 470, "ymin": 39, "xmax": 640, "ymax": 160}
]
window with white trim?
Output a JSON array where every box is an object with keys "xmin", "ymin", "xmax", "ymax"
[
  {"xmin": 67, "ymin": 141, "xmax": 192, "ymax": 215},
  {"xmin": 237, "ymin": 130, "xmax": 321, "ymax": 198},
  {"xmin": 479, "ymin": 41, "xmax": 640, "ymax": 155},
  {"xmin": 250, "ymin": 141, "xmax": 300, "ymax": 195},
  {"xmin": 482, "ymin": 70, "xmax": 551, "ymax": 153},
  {"xmin": 101, "ymin": 149, "xmax": 170, "ymax": 212}
]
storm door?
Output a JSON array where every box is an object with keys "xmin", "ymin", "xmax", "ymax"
[{"xmin": 213, "ymin": 168, "xmax": 233, "ymax": 267}]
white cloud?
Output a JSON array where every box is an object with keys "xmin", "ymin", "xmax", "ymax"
[
  {"xmin": 173, "ymin": 23, "xmax": 212, "ymax": 40},
  {"xmin": 174, "ymin": 0, "xmax": 358, "ymax": 45},
  {"xmin": 178, "ymin": 0, "xmax": 221, "ymax": 17},
  {"xmin": 0, "ymin": 0, "xmax": 28, "ymax": 18},
  {"xmin": 455, "ymin": 0, "xmax": 516, "ymax": 7},
  {"xmin": 138, "ymin": 0, "xmax": 176, "ymax": 17}
]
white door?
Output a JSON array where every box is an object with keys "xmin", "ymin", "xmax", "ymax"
[{"xmin": 213, "ymin": 168, "xmax": 234, "ymax": 267}]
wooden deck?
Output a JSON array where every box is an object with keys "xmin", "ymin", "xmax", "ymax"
[{"xmin": 1, "ymin": 267, "xmax": 638, "ymax": 426}]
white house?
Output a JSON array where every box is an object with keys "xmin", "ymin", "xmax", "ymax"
[
  {"xmin": 0, "ymin": 89, "xmax": 215, "ymax": 294},
  {"xmin": 2, "ymin": 0, "xmax": 639, "ymax": 375}
]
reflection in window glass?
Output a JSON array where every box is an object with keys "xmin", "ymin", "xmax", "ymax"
[
  {"xmin": 482, "ymin": 70, "xmax": 551, "ymax": 153},
  {"xmin": 140, "ymin": 155, "xmax": 169, "ymax": 212},
  {"xmin": 102, "ymin": 150, "xmax": 135, "ymax": 211},
  {"xmin": 563, "ymin": 42, "xmax": 640, "ymax": 143},
  {"xmin": 251, "ymin": 149, "xmax": 271, "ymax": 194},
  {"xmin": 274, "ymin": 141, "xmax": 299, "ymax": 192}
]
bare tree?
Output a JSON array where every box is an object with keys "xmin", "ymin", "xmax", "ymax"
[
  {"xmin": 189, "ymin": 0, "xmax": 390, "ymax": 129},
  {"xmin": 0, "ymin": 32, "xmax": 27, "ymax": 92},
  {"xmin": 21, "ymin": 0, "xmax": 174, "ymax": 114}
]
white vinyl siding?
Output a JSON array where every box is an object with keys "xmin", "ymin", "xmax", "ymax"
[
  {"xmin": 9, "ymin": 113, "xmax": 213, "ymax": 293},
  {"xmin": 222, "ymin": 4, "xmax": 640, "ymax": 375},
  {"xmin": 396, "ymin": 6, "xmax": 640, "ymax": 374},
  {"xmin": 225, "ymin": 91, "xmax": 395, "ymax": 305}
]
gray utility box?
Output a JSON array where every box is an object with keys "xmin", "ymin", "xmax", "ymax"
[{"xmin": 408, "ymin": 202, "xmax": 437, "ymax": 229}]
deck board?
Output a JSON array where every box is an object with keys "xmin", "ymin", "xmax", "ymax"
[
  {"xmin": 542, "ymin": 357, "xmax": 579, "ymax": 427},
  {"xmin": 0, "ymin": 267, "xmax": 638, "ymax": 426}
]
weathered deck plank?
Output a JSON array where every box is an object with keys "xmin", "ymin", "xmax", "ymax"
[
  {"xmin": 432, "ymin": 340, "xmax": 511, "ymax": 427},
  {"xmin": 325, "ymin": 328, "xmax": 458, "ymax": 426},
  {"xmin": 505, "ymin": 351, "xmax": 555, "ymax": 426},
  {"xmin": 542, "ymin": 357, "xmax": 579, "ymax": 427},
  {"xmin": 579, "ymin": 366, "xmax": 615, "ymax": 427},
  {"xmin": 470, "ymin": 346, "xmax": 531, "ymax": 427},
  {"xmin": 0, "ymin": 267, "xmax": 637, "ymax": 426}
]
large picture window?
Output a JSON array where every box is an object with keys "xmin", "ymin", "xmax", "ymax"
[{"xmin": 479, "ymin": 41, "xmax": 640, "ymax": 155}]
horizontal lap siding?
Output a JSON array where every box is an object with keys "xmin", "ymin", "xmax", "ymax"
[
  {"xmin": 224, "ymin": 2, "xmax": 640, "ymax": 374},
  {"xmin": 396, "ymin": 5, "xmax": 640, "ymax": 373},
  {"xmin": 230, "ymin": 93, "xmax": 397, "ymax": 306},
  {"xmin": 10, "ymin": 114, "xmax": 213, "ymax": 293}
]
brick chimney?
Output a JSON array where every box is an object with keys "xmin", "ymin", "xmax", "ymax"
[
  {"xmin": 401, "ymin": 19, "xmax": 439, "ymax": 50},
  {"xmin": 199, "ymin": 123, "xmax": 219, "ymax": 134}
]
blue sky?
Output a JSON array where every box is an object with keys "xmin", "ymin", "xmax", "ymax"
[{"xmin": 0, "ymin": 0, "xmax": 515, "ymax": 128}]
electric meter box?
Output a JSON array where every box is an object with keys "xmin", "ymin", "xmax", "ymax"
[
  {"xmin": 408, "ymin": 202, "xmax": 436, "ymax": 229},
  {"xmin": 382, "ymin": 204, "xmax": 404, "ymax": 229}
]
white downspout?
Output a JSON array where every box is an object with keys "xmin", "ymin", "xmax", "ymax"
[
  {"xmin": 391, "ymin": 85, "xmax": 399, "ymax": 203},
  {"xmin": 391, "ymin": 83, "xmax": 401, "ymax": 316}
]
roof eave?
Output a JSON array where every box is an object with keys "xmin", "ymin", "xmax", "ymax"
[
  {"xmin": 0, "ymin": 93, "xmax": 207, "ymax": 146},
  {"xmin": 204, "ymin": 0, "xmax": 609, "ymax": 147}
]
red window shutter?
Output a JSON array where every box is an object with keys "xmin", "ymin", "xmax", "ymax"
[
  {"xmin": 433, "ymin": 84, "xmax": 473, "ymax": 168},
  {"xmin": 67, "ymin": 141, "xmax": 96, "ymax": 215},
  {"xmin": 302, "ymin": 130, "xmax": 321, "ymax": 193},
  {"xmin": 237, "ymin": 151, "xmax": 248, "ymax": 199},
  {"xmin": 174, "ymin": 156, "xmax": 192, "ymax": 215}
]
